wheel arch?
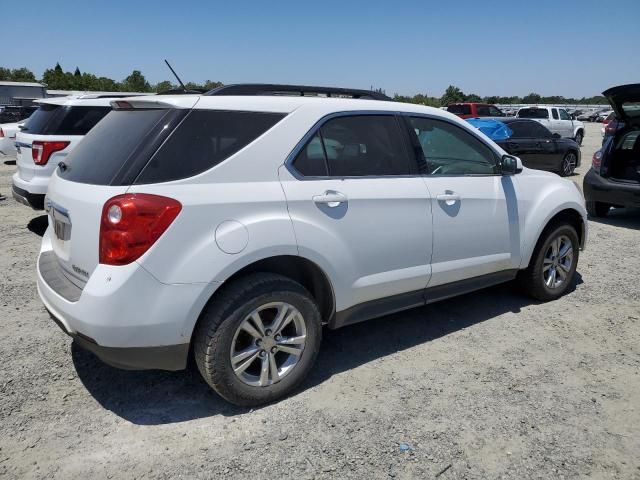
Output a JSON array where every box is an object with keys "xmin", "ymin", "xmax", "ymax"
[
  {"xmin": 186, "ymin": 255, "xmax": 336, "ymax": 346},
  {"xmin": 522, "ymin": 206, "xmax": 586, "ymax": 268}
]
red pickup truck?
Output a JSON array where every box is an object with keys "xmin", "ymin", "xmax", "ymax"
[{"xmin": 446, "ymin": 103, "xmax": 505, "ymax": 119}]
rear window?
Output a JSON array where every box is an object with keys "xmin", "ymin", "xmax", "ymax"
[
  {"xmin": 518, "ymin": 108, "xmax": 549, "ymax": 119},
  {"xmin": 135, "ymin": 110, "xmax": 285, "ymax": 184},
  {"xmin": 21, "ymin": 104, "xmax": 110, "ymax": 135},
  {"xmin": 60, "ymin": 109, "xmax": 285, "ymax": 185},
  {"xmin": 447, "ymin": 104, "xmax": 472, "ymax": 115}
]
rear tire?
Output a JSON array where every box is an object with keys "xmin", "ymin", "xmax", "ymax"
[
  {"xmin": 518, "ymin": 223, "xmax": 579, "ymax": 301},
  {"xmin": 560, "ymin": 152, "xmax": 577, "ymax": 176},
  {"xmin": 586, "ymin": 201, "xmax": 610, "ymax": 217},
  {"xmin": 193, "ymin": 273, "xmax": 322, "ymax": 407}
]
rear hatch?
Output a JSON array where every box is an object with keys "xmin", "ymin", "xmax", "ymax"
[
  {"xmin": 603, "ymin": 83, "xmax": 640, "ymax": 127},
  {"xmin": 44, "ymin": 104, "xmax": 189, "ymax": 285},
  {"xmin": 15, "ymin": 103, "xmax": 110, "ymax": 181}
]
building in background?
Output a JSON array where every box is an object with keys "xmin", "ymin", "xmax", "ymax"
[{"xmin": 0, "ymin": 81, "xmax": 47, "ymax": 106}]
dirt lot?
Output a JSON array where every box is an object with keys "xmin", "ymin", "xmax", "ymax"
[{"xmin": 0, "ymin": 122, "xmax": 639, "ymax": 479}]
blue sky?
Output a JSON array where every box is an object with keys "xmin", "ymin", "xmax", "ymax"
[{"xmin": 5, "ymin": 0, "xmax": 639, "ymax": 97}]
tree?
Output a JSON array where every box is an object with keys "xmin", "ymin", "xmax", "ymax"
[
  {"xmin": 122, "ymin": 70, "xmax": 151, "ymax": 92},
  {"xmin": 0, "ymin": 67, "xmax": 11, "ymax": 81},
  {"xmin": 8, "ymin": 67, "xmax": 37, "ymax": 82},
  {"xmin": 521, "ymin": 92, "xmax": 542, "ymax": 104},
  {"xmin": 465, "ymin": 93, "xmax": 482, "ymax": 103},
  {"xmin": 154, "ymin": 80, "xmax": 174, "ymax": 93},
  {"xmin": 440, "ymin": 85, "xmax": 465, "ymax": 105}
]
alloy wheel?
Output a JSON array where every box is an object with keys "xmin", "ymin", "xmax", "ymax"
[
  {"xmin": 230, "ymin": 302, "xmax": 307, "ymax": 387},
  {"xmin": 542, "ymin": 235, "xmax": 573, "ymax": 289},
  {"xmin": 562, "ymin": 153, "xmax": 577, "ymax": 176}
]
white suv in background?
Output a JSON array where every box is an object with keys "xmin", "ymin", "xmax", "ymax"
[
  {"xmin": 12, "ymin": 95, "xmax": 127, "ymax": 209},
  {"xmin": 37, "ymin": 85, "xmax": 587, "ymax": 406},
  {"xmin": 516, "ymin": 106, "xmax": 586, "ymax": 145}
]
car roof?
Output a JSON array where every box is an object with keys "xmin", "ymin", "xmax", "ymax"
[{"xmin": 113, "ymin": 94, "xmax": 465, "ymax": 122}]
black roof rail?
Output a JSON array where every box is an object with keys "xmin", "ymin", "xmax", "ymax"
[{"xmin": 204, "ymin": 83, "xmax": 392, "ymax": 101}]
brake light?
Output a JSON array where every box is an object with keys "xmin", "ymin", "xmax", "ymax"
[
  {"xmin": 592, "ymin": 150, "xmax": 602, "ymax": 170},
  {"xmin": 99, "ymin": 194, "xmax": 182, "ymax": 266},
  {"xmin": 32, "ymin": 140, "xmax": 70, "ymax": 165},
  {"xmin": 0, "ymin": 128, "xmax": 4, "ymax": 138},
  {"xmin": 604, "ymin": 119, "xmax": 618, "ymax": 136}
]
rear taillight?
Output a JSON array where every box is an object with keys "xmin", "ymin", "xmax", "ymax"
[
  {"xmin": 0, "ymin": 128, "xmax": 4, "ymax": 138},
  {"xmin": 592, "ymin": 150, "xmax": 603, "ymax": 170},
  {"xmin": 99, "ymin": 194, "xmax": 182, "ymax": 266},
  {"xmin": 32, "ymin": 140, "xmax": 70, "ymax": 165},
  {"xmin": 604, "ymin": 119, "xmax": 618, "ymax": 136}
]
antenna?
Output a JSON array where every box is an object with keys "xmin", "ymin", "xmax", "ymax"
[{"xmin": 164, "ymin": 59, "xmax": 187, "ymax": 92}]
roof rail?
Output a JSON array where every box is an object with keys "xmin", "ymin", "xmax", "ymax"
[{"xmin": 204, "ymin": 84, "xmax": 392, "ymax": 101}]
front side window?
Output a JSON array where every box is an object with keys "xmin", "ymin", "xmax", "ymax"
[
  {"xmin": 408, "ymin": 117, "xmax": 497, "ymax": 175},
  {"xmin": 488, "ymin": 106, "xmax": 504, "ymax": 116},
  {"xmin": 559, "ymin": 109, "xmax": 570, "ymax": 120},
  {"xmin": 292, "ymin": 115, "xmax": 411, "ymax": 177}
]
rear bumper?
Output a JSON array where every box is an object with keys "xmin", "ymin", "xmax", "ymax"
[
  {"xmin": 37, "ymin": 231, "xmax": 216, "ymax": 371},
  {"xmin": 583, "ymin": 169, "xmax": 640, "ymax": 208},
  {"xmin": 12, "ymin": 184, "xmax": 44, "ymax": 210}
]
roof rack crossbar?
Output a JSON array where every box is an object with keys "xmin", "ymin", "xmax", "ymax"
[{"xmin": 204, "ymin": 84, "xmax": 392, "ymax": 101}]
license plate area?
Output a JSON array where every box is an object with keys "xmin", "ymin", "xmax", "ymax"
[{"xmin": 47, "ymin": 202, "xmax": 72, "ymax": 241}]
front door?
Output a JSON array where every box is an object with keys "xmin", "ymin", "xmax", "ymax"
[
  {"xmin": 279, "ymin": 114, "xmax": 433, "ymax": 313},
  {"xmin": 405, "ymin": 115, "xmax": 520, "ymax": 287}
]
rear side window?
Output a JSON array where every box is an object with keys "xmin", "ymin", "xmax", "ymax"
[
  {"xmin": 136, "ymin": 110, "xmax": 285, "ymax": 183},
  {"xmin": 447, "ymin": 105, "xmax": 472, "ymax": 115},
  {"xmin": 552, "ymin": 109, "xmax": 559, "ymax": 120},
  {"xmin": 518, "ymin": 108, "xmax": 548, "ymax": 119},
  {"xmin": 21, "ymin": 105, "xmax": 110, "ymax": 135},
  {"xmin": 292, "ymin": 115, "xmax": 411, "ymax": 177}
]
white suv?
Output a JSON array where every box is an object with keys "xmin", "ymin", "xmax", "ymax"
[
  {"xmin": 12, "ymin": 95, "xmax": 132, "ymax": 209},
  {"xmin": 37, "ymin": 85, "xmax": 587, "ymax": 406}
]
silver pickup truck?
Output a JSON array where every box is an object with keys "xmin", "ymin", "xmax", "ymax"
[{"xmin": 516, "ymin": 106, "xmax": 585, "ymax": 145}]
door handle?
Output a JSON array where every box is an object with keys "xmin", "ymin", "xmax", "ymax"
[
  {"xmin": 436, "ymin": 192, "xmax": 460, "ymax": 205},
  {"xmin": 313, "ymin": 191, "xmax": 347, "ymax": 207}
]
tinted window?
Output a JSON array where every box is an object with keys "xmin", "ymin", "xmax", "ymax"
[
  {"xmin": 529, "ymin": 121, "xmax": 553, "ymax": 138},
  {"xmin": 507, "ymin": 121, "xmax": 536, "ymax": 138},
  {"xmin": 21, "ymin": 104, "xmax": 110, "ymax": 135},
  {"xmin": 447, "ymin": 105, "xmax": 472, "ymax": 115},
  {"xmin": 136, "ymin": 110, "xmax": 285, "ymax": 183},
  {"xmin": 558, "ymin": 109, "xmax": 570, "ymax": 120},
  {"xmin": 551, "ymin": 108, "xmax": 559, "ymax": 120},
  {"xmin": 308, "ymin": 115, "xmax": 410, "ymax": 177},
  {"xmin": 59, "ymin": 109, "xmax": 171, "ymax": 185},
  {"xmin": 476, "ymin": 105, "xmax": 491, "ymax": 116},
  {"xmin": 518, "ymin": 108, "xmax": 549, "ymax": 119},
  {"xmin": 292, "ymin": 133, "xmax": 329, "ymax": 176},
  {"xmin": 488, "ymin": 106, "xmax": 504, "ymax": 116},
  {"xmin": 409, "ymin": 117, "xmax": 497, "ymax": 175}
]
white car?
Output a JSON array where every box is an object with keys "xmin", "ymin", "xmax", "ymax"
[
  {"xmin": 516, "ymin": 106, "xmax": 586, "ymax": 145},
  {"xmin": 37, "ymin": 84, "xmax": 587, "ymax": 406},
  {"xmin": 12, "ymin": 95, "xmax": 125, "ymax": 209},
  {"xmin": 0, "ymin": 120, "xmax": 25, "ymax": 156}
]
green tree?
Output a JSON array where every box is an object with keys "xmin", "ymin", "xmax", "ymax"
[
  {"xmin": 9, "ymin": 67, "xmax": 37, "ymax": 82},
  {"xmin": 0, "ymin": 67, "xmax": 11, "ymax": 81},
  {"xmin": 521, "ymin": 92, "xmax": 542, "ymax": 104},
  {"xmin": 154, "ymin": 80, "xmax": 175, "ymax": 92},
  {"xmin": 440, "ymin": 85, "xmax": 465, "ymax": 105},
  {"xmin": 465, "ymin": 93, "xmax": 482, "ymax": 102},
  {"xmin": 122, "ymin": 70, "xmax": 151, "ymax": 92}
]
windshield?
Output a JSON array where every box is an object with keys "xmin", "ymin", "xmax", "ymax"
[{"xmin": 517, "ymin": 108, "xmax": 548, "ymax": 119}]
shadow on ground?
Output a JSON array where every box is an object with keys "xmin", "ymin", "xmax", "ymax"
[
  {"xmin": 589, "ymin": 207, "xmax": 640, "ymax": 231},
  {"xmin": 27, "ymin": 215, "xmax": 48, "ymax": 237},
  {"xmin": 72, "ymin": 277, "xmax": 576, "ymax": 425}
]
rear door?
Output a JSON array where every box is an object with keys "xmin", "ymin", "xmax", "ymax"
[
  {"xmin": 279, "ymin": 113, "xmax": 433, "ymax": 312},
  {"xmin": 558, "ymin": 109, "xmax": 574, "ymax": 138}
]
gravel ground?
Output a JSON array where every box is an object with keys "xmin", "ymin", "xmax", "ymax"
[{"xmin": 0, "ymin": 122, "xmax": 639, "ymax": 479}]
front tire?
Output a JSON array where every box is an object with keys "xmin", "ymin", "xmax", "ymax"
[
  {"xmin": 518, "ymin": 224, "xmax": 579, "ymax": 301},
  {"xmin": 193, "ymin": 273, "xmax": 322, "ymax": 406},
  {"xmin": 586, "ymin": 200, "xmax": 610, "ymax": 217},
  {"xmin": 574, "ymin": 130, "xmax": 583, "ymax": 146},
  {"xmin": 560, "ymin": 152, "xmax": 578, "ymax": 176}
]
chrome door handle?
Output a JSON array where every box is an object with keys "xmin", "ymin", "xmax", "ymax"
[
  {"xmin": 312, "ymin": 191, "xmax": 347, "ymax": 207},
  {"xmin": 436, "ymin": 193, "xmax": 460, "ymax": 203}
]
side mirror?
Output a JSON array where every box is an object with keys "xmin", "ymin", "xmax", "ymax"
[
  {"xmin": 501, "ymin": 154, "xmax": 523, "ymax": 175},
  {"xmin": 552, "ymin": 133, "xmax": 561, "ymax": 139}
]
